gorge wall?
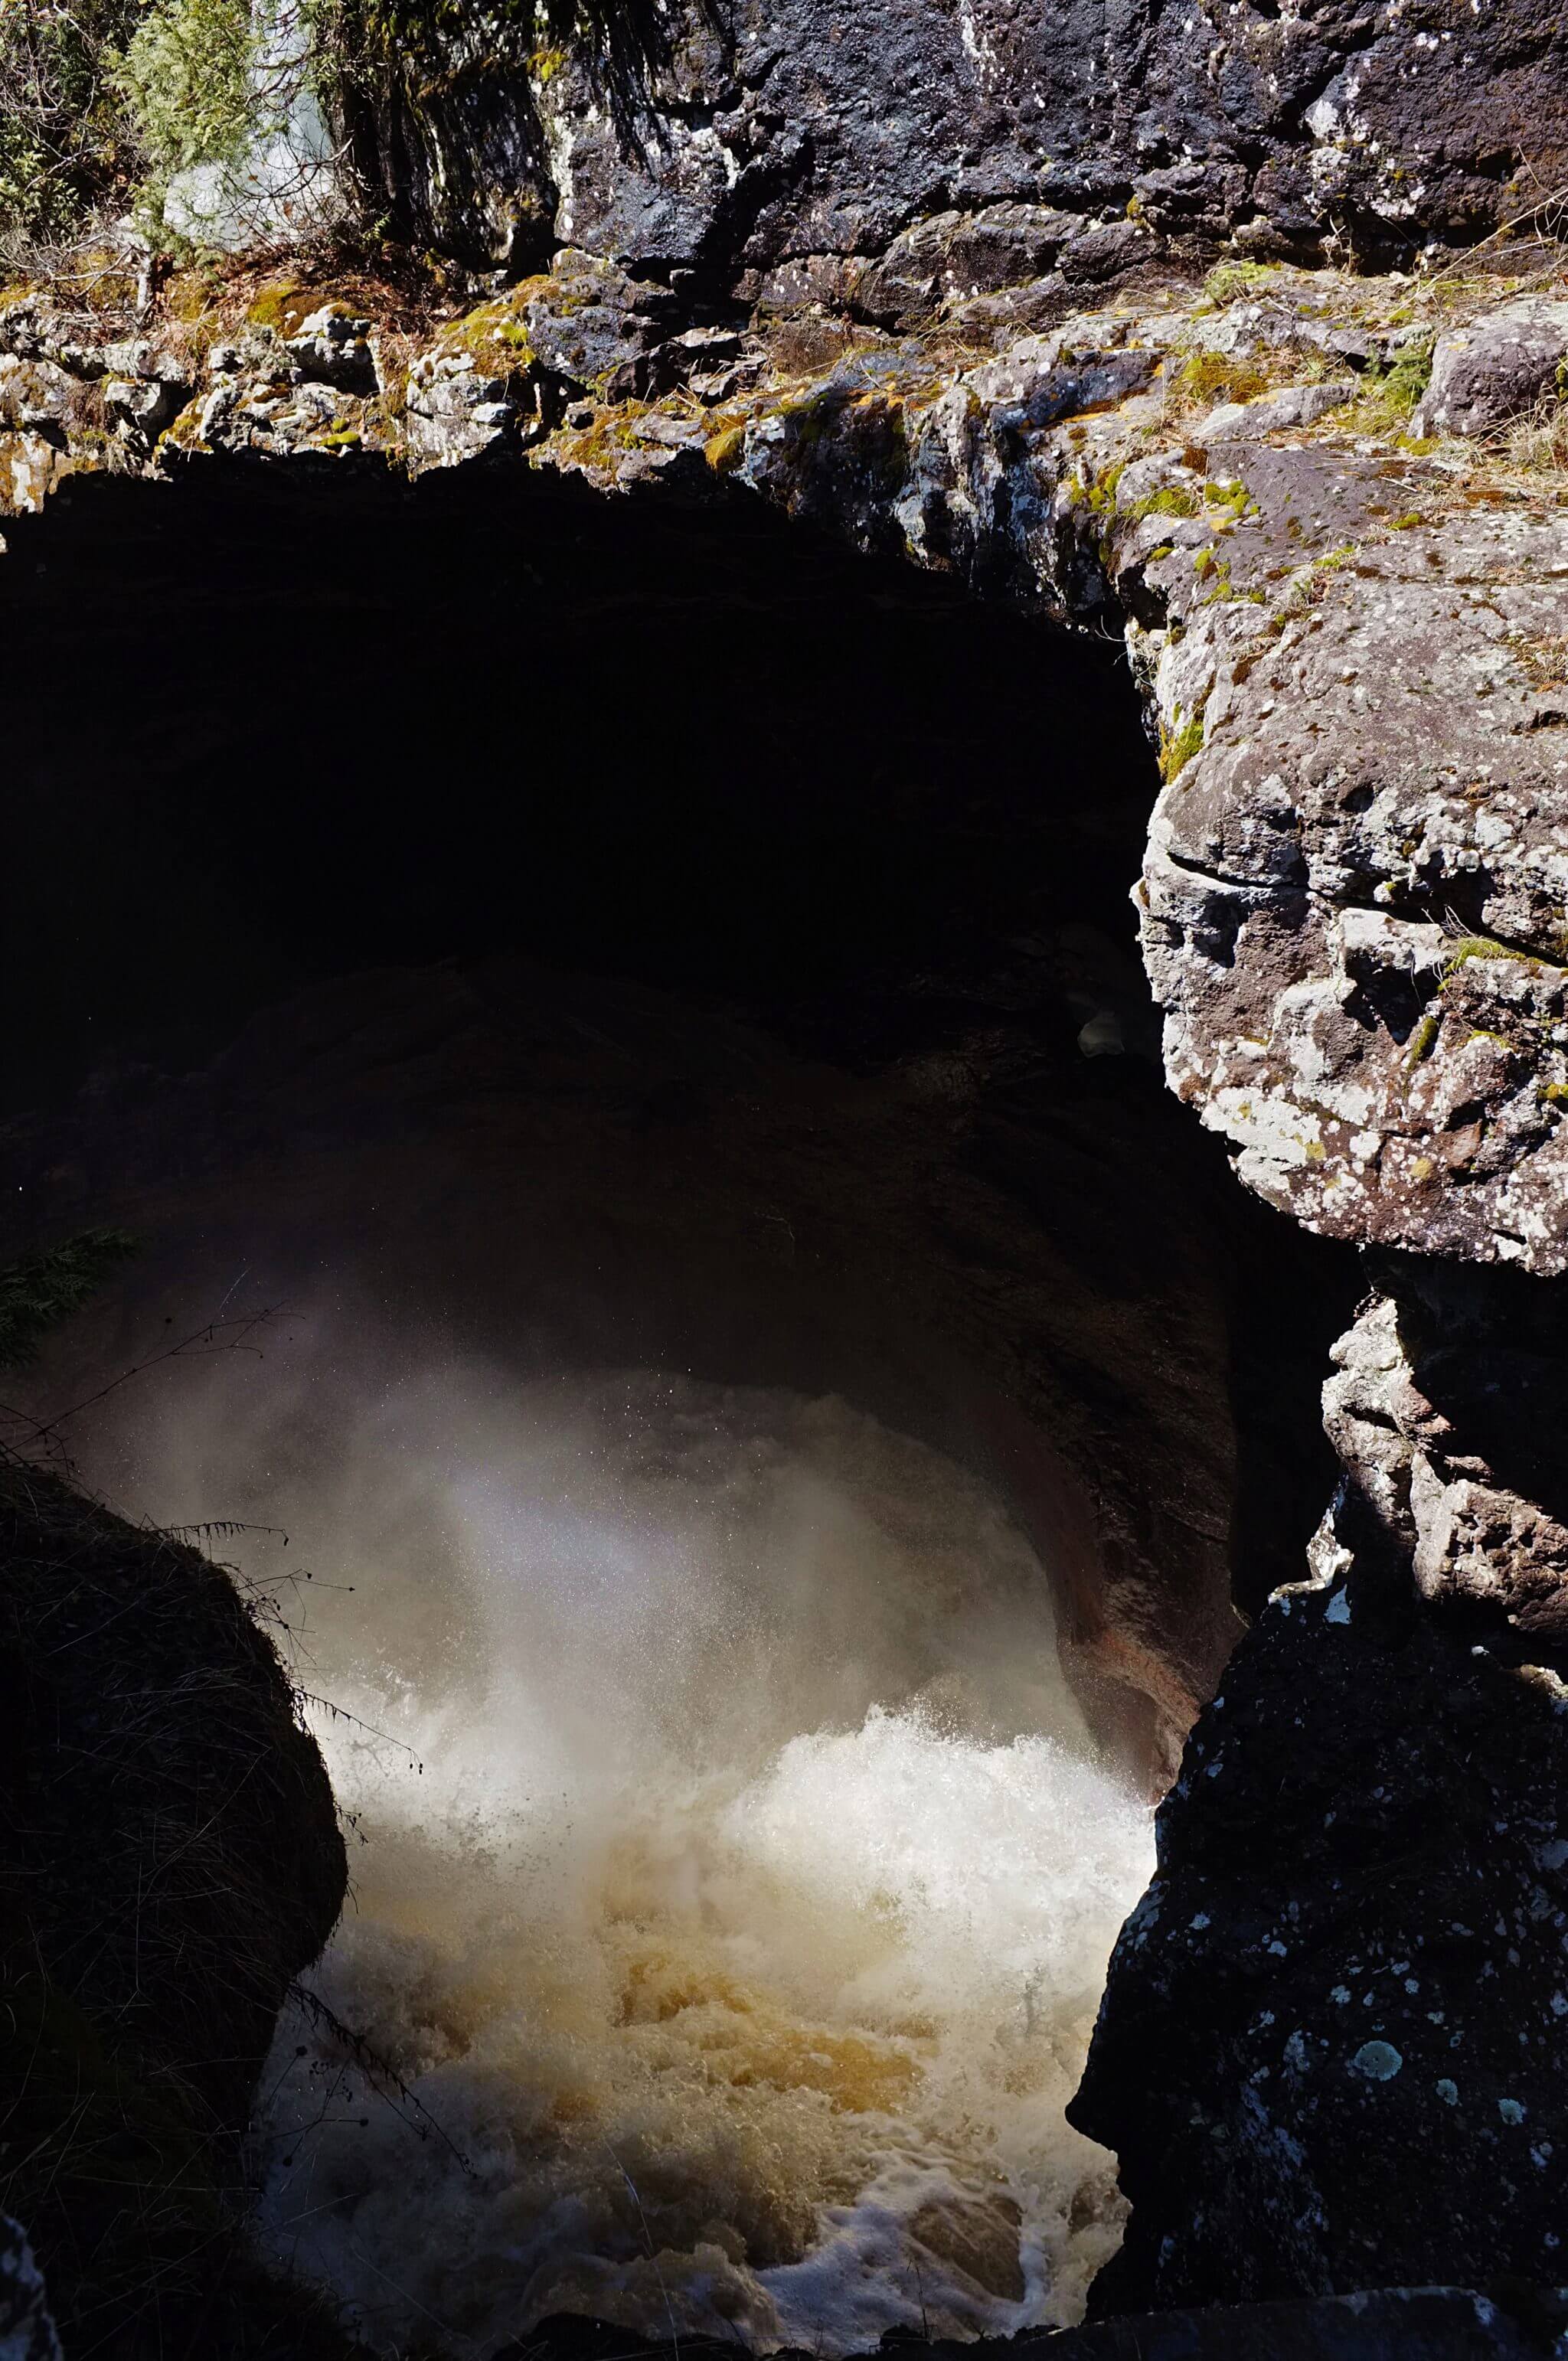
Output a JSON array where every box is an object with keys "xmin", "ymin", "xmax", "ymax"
[{"xmin": 4, "ymin": 0, "xmax": 1568, "ymax": 2348}]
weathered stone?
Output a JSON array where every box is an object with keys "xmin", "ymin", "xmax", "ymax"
[
  {"xmin": 855, "ymin": 212, "xmax": 969, "ymax": 324},
  {"xmin": 1072, "ymin": 1554, "xmax": 1568, "ymax": 2310},
  {"xmin": 338, "ymin": 0, "xmax": 1568, "ymax": 278},
  {"xmin": 1190, "ymin": 381, "xmax": 1355, "ymax": 442},
  {"xmin": 406, "ymin": 353, "xmax": 532, "ymax": 469},
  {"xmin": 282, "ymin": 305, "xmax": 379, "ymax": 395},
  {"xmin": 1414, "ymin": 301, "xmax": 1568, "ymax": 437},
  {"xmin": 1060, "ymin": 218, "xmax": 1161, "ymax": 285}
]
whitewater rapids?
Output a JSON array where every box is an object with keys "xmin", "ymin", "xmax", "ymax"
[{"xmin": 104, "ymin": 1356, "xmax": 1155, "ymax": 2353}]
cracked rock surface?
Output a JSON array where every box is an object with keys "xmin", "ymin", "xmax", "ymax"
[
  {"xmin": 4, "ymin": 256, "xmax": 1568, "ymax": 1275},
  {"xmin": 1070, "ymin": 1251, "xmax": 1568, "ymax": 2307}
]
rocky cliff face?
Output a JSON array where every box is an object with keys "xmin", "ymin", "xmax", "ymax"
[{"xmin": 338, "ymin": 0, "xmax": 1567, "ymax": 279}]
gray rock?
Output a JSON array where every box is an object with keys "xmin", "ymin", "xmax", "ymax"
[
  {"xmin": 1191, "ymin": 381, "xmax": 1356, "ymax": 442},
  {"xmin": 405, "ymin": 354, "xmax": 533, "ymax": 469},
  {"xmin": 946, "ymin": 203, "xmax": 1080, "ymax": 290},
  {"xmin": 1414, "ymin": 301, "xmax": 1568, "ymax": 438},
  {"xmin": 0, "ymin": 2217, "xmax": 60, "ymax": 2361},
  {"xmin": 282, "ymin": 305, "xmax": 379, "ymax": 395},
  {"xmin": 103, "ymin": 374, "xmax": 187, "ymax": 441}
]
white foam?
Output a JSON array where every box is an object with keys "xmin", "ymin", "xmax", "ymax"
[{"xmin": 102, "ymin": 1357, "xmax": 1152, "ymax": 2354}]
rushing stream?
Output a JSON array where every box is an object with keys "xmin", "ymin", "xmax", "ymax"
[{"xmin": 106, "ymin": 1354, "xmax": 1153, "ymax": 2353}]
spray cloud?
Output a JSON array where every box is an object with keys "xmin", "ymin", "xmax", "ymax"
[{"xmin": 87, "ymin": 1327, "xmax": 1152, "ymax": 2356}]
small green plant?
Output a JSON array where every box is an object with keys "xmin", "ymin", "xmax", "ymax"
[
  {"xmin": 1178, "ymin": 350, "xmax": 1271, "ymax": 407},
  {"xmin": 1404, "ymin": 1007, "xmax": 1442, "ymax": 1068},
  {"xmin": 1354, "ymin": 333, "xmax": 1435, "ymax": 429},
  {"xmin": 1130, "ymin": 482, "xmax": 1200, "ymax": 520}
]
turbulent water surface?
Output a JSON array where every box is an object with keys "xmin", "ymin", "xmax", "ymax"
[{"xmin": 101, "ymin": 1350, "xmax": 1153, "ymax": 2355}]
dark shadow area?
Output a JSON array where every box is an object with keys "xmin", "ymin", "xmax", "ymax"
[
  {"xmin": 3, "ymin": 465, "xmax": 1154, "ymax": 1109},
  {"xmin": 2, "ymin": 460, "xmax": 1352, "ymax": 1657}
]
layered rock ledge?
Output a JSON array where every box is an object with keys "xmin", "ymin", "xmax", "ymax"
[{"xmin": 5, "ymin": 243, "xmax": 1568, "ymax": 1272}]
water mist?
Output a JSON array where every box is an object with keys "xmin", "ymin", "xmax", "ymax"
[{"xmin": 90, "ymin": 1332, "xmax": 1153, "ymax": 2356}]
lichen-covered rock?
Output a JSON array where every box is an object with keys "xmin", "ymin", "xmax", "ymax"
[
  {"xmin": 283, "ymin": 305, "xmax": 379, "ymax": 395},
  {"xmin": 1071, "ymin": 1256, "xmax": 1568, "ymax": 2310},
  {"xmin": 1414, "ymin": 301, "xmax": 1568, "ymax": 437},
  {"xmin": 1070, "ymin": 1559, "xmax": 1568, "ymax": 2310},
  {"xmin": 7, "ymin": 258, "xmax": 1568, "ymax": 1272},
  {"xmin": 344, "ymin": 0, "xmax": 1567, "ymax": 278}
]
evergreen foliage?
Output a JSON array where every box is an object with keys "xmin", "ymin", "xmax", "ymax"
[
  {"xmin": 111, "ymin": 0, "xmax": 256, "ymax": 194},
  {"xmin": 0, "ymin": 1229, "xmax": 136, "ymax": 1370}
]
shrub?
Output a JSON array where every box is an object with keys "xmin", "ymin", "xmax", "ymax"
[
  {"xmin": 0, "ymin": 0, "xmax": 142, "ymax": 260},
  {"xmin": 112, "ymin": 0, "xmax": 256, "ymax": 191}
]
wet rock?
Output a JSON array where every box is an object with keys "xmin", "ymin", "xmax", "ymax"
[
  {"xmin": 0, "ymin": 1459, "xmax": 346, "ymax": 2348},
  {"xmin": 1073, "ymin": 1252, "xmax": 1568, "ymax": 2310},
  {"xmin": 1414, "ymin": 302, "xmax": 1568, "ymax": 438}
]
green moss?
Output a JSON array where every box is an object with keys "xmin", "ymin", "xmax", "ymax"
[
  {"xmin": 1204, "ymin": 475, "xmax": 1254, "ymax": 522},
  {"xmin": 1442, "ymin": 933, "xmax": 1542, "ymax": 981},
  {"xmin": 247, "ymin": 276, "xmax": 305, "ymax": 334},
  {"xmin": 1083, "ymin": 459, "xmax": 1127, "ymax": 516},
  {"xmin": 704, "ymin": 422, "xmax": 746, "ymax": 474},
  {"xmin": 445, "ymin": 289, "xmax": 539, "ymax": 365},
  {"xmin": 1351, "ymin": 334, "xmax": 1436, "ymax": 430},
  {"xmin": 1178, "ymin": 351, "xmax": 1271, "ymax": 407},
  {"xmin": 1158, "ymin": 695, "xmax": 1209, "ymax": 783},
  {"xmin": 1201, "ymin": 259, "xmax": 1281, "ymax": 307},
  {"xmin": 1130, "ymin": 482, "xmax": 1200, "ymax": 521}
]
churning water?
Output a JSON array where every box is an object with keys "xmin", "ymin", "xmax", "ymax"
[{"xmin": 103, "ymin": 1354, "xmax": 1154, "ymax": 2355}]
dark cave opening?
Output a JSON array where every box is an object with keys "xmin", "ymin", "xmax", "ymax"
[
  {"xmin": 2, "ymin": 459, "xmax": 1354, "ymax": 1674},
  {"xmin": 0, "ymin": 456, "xmax": 1371, "ymax": 2358},
  {"xmin": 4, "ymin": 465, "xmax": 1156, "ymax": 1107}
]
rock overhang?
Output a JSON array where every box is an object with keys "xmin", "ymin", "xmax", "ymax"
[{"xmin": 7, "ymin": 240, "xmax": 1566, "ymax": 1269}]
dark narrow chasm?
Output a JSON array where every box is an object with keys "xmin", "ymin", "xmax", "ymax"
[{"xmin": 5, "ymin": 462, "xmax": 1351, "ymax": 1695}]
